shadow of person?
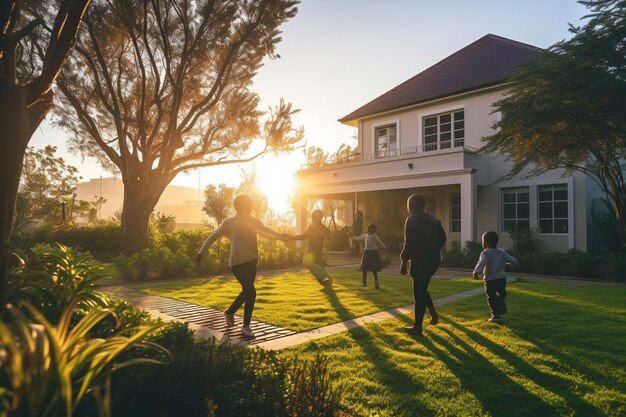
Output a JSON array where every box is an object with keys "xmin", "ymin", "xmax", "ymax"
[{"xmin": 442, "ymin": 317, "xmax": 607, "ymax": 417}]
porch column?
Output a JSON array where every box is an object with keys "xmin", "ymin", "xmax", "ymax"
[{"xmin": 460, "ymin": 173, "xmax": 477, "ymax": 243}]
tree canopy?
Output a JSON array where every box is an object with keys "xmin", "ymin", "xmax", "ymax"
[
  {"xmin": 482, "ymin": 0, "xmax": 626, "ymax": 248},
  {"xmin": 54, "ymin": 0, "xmax": 303, "ymax": 252}
]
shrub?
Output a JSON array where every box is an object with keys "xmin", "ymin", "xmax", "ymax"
[
  {"xmin": 0, "ymin": 303, "xmax": 166, "ymax": 417},
  {"xmin": 52, "ymin": 221, "xmax": 121, "ymax": 256},
  {"xmin": 508, "ymin": 225, "xmax": 544, "ymax": 259},
  {"xmin": 442, "ymin": 240, "xmax": 483, "ymax": 269},
  {"xmin": 6, "ymin": 243, "xmax": 110, "ymax": 324},
  {"xmin": 109, "ymin": 322, "xmax": 343, "ymax": 417}
]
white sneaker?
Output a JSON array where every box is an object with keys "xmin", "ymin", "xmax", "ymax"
[
  {"xmin": 241, "ymin": 326, "xmax": 255, "ymax": 338},
  {"xmin": 224, "ymin": 312, "xmax": 235, "ymax": 327}
]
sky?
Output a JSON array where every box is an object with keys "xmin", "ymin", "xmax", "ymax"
[{"xmin": 30, "ymin": 0, "xmax": 589, "ymax": 214}]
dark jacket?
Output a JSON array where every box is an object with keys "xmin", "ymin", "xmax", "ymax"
[{"xmin": 400, "ymin": 212, "xmax": 447, "ymax": 264}]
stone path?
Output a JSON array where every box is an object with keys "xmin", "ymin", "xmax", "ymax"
[
  {"xmin": 107, "ymin": 286, "xmax": 296, "ymax": 346},
  {"xmin": 106, "ymin": 271, "xmax": 501, "ymax": 350}
]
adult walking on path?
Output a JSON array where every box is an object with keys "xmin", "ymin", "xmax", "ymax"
[
  {"xmin": 196, "ymin": 195, "xmax": 288, "ymax": 339},
  {"xmin": 400, "ymin": 194, "xmax": 447, "ymax": 337}
]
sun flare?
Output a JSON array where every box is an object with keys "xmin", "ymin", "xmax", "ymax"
[{"xmin": 255, "ymin": 155, "xmax": 300, "ymax": 215}]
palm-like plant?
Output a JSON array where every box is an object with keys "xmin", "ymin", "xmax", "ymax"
[
  {"xmin": 7, "ymin": 243, "xmax": 109, "ymax": 323},
  {"xmin": 0, "ymin": 302, "xmax": 167, "ymax": 417}
]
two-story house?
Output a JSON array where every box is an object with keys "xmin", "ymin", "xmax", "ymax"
[{"xmin": 295, "ymin": 34, "xmax": 602, "ymax": 252}]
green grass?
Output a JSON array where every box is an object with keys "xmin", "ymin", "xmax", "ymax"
[
  {"xmin": 279, "ymin": 279, "xmax": 626, "ymax": 417},
  {"xmin": 140, "ymin": 269, "xmax": 480, "ymax": 331}
]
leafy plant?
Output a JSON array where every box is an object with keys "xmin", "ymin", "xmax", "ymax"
[
  {"xmin": 0, "ymin": 302, "xmax": 167, "ymax": 417},
  {"xmin": 110, "ymin": 322, "xmax": 343, "ymax": 417}
]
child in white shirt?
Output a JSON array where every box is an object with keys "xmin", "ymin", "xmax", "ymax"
[
  {"xmin": 352, "ymin": 224, "xmax": 386, "ymax": 289},
  {"xmin": 473, "ymin": 231, "xmax": 518, "ymax": 322}
]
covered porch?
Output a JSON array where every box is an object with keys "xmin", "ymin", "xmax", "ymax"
[{"xmin": 295, "ymin": 168, "xmax": 478, "ymax": 252}]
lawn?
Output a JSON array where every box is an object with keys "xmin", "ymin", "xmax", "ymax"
[
  {"xmin": 279, "ymin": 279, "xmax": 626, "ymax": 417},
  {"xmin": 140, "ymin": 269, "xmax": 481, "ymax": 331}
]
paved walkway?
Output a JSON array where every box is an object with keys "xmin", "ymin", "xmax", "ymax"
[
  {"xmin": 106, "ymin": 267, "xmax": 503, "ymax": 350},
  {"xmin": 106, "ymin": 250, "xmax": 624, "ymax": 350}
]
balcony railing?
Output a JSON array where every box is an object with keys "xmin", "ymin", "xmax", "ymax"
[{"xmin": 301, "ymin": 140, "xmax": 475, "ymax": 170}]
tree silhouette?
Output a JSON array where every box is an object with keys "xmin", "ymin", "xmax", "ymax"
[
  {"xmin": 54, "ymin": 0, "xmax": 303, "ymax": 253},
  {"xmin": 0, "ymin": 0, "xmax": 91, "ymax": 296}
]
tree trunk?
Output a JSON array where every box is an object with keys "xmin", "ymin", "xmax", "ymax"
[
  {"xmin": 0, "ymin": 83, "xmax": 49, "ymax": 299},
  {"xmin": 119, "ymin": 185, "xmax": 159, "ymax": 254}
]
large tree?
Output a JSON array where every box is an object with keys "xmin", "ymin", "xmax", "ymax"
[
  {"xmin": 0, "ymin": 0, "xmax": 91, "ymax": 295},
  {"xmin": 55, "ymin": 0, "xmax": 303, "ymax": 253},
  {"xmin": 482, "ymin": 0, "xmax": 626, "ymax": 249}
]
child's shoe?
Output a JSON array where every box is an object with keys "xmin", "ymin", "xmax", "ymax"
[
  {"xmin": 224, "ymin": 312, "xmax": 235, "ymax": 327},
  {"xmin": 488, "ymin": 314, "xmax": 501, "ymax": 322},
  {"xmin": 241, "ymin": 326, "xmax": 255, "ymax": 338},
  {"xmin": 374, "ymin": 281, "xmax": 380, "ymax": 289}
]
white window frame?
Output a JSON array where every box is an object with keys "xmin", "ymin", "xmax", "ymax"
[
  {"xmin": 422, "ymin": 109, "xmax": 465, "ymax": 152},
  {"xmin": 538, "ymin": 184, "xmax": 569, "ymax": 235},
  {"xmin": 500, "ymin": 186, "xmax": 530, "ymax": 233},
  {"xmin": 497, "ymin": 178, "xmax": 574, "ymax": 248},
  {"xmin": 372, "ymin": 118, "xmax": 400, "ymax": 158}
]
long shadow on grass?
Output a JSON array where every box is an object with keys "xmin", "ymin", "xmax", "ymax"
[
  {"xmin": 424, "ymin": 328, "xmax": 562, "ymax": 417},
  {"xmin": 442, "ymin": 318, "xmax": 606, "ymax": 416},
  {"xmin": 322, "ymin": 288, "xmax": 435, "ymax": 417}
]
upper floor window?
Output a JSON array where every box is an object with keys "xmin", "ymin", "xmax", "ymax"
[
  {"xmin": 374, "ymin": 124, "xmax": 397, "ymax": 158},
  {"xmin": 502, "ymin": 187, "xmax": 529, "ymax": 232},
  {"xmin": 423, "ymin": 110, "xmax": 465, "ymax": 151},
  {"xmin": 539, "ymin": 184, "xmax": 568, "ymax": 234}
]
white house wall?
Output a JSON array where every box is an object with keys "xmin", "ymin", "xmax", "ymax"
[{"xmin": 298, "ymin": 86, "xmax": 593, "ymax": 252}]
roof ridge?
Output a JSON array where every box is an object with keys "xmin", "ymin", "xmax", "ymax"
[{"xmin": 339, "ymin": 34, "xmax": 542, "ymax": 123}]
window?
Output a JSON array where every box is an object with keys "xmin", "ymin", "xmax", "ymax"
[
  {"xmin": 374, "ymin": 124, "xmax": 397, "ymax": 157},
  {"xmin": 539, "ymin": 184, "xmax": 568, "ymax": 234},
  {"xmin": 423, "ymin": 110, "xmax": 464, "ymax": 151},
  {"xmin": 502, "ymin": 187, "xmax": 529, "ymax": 232},
  {"xmin": 425, "ymin": 193, "xmax": 436, "ymax": 216},
  {"xmin": 450, "ymin": 192, "xmax": 461, "ymax": 232}
]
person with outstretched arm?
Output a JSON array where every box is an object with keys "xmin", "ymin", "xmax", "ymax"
[
  {"xmin": 196, "ymin": 195, "xmax": 288, "ymax": 339},
  {"xmin": 400, "ymin": 193, "xmax": 447, "ymax": 337}
]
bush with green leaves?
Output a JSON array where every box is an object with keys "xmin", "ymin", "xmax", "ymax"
[
  {"xmin": 442, "ymin": 240, "xmax": 483, "ymax": 269},
  {"xmin": 109, "ymin": 322, "xmax": 343, "ymax": 417},
  {"xmin": 114, "ymin": 229, "xmax": 299, "ymax": 281},
  {"xmin": 6, "ymin": 243, "xmax": 110, "ymax": 324},
  {"xmin": 53, "ymin": 222, "xmax": 122, "ymax": 256},
  {"xmin": 0, "ymin": 303, "xmax": 166, "ymax": 417}
]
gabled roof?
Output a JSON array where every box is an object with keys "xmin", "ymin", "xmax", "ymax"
[{"xmin": 339, "ymin": 34, "xmax": 542, "ymax": 124}]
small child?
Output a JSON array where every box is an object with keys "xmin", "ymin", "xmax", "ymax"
[
  {"xmin": 473, "ymin": 231, "xmax": 518, "ymax": 322},
  {"xmin": 352, "ymin": 224, "xmax": 386, "ymax": 289}
]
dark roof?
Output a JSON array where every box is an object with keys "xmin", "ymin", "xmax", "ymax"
[{"xmin": 339, "ymin": 34, "xmax": 542, "ymax": 123}]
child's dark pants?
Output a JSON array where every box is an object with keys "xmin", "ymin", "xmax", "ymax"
[
  {"xmin": 485, "ymin": 278, "xmax": 507, "ymax": 315},
  {"xmin": 227, "ymin": 259, "xmax": 257, "ymax": 326}
]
